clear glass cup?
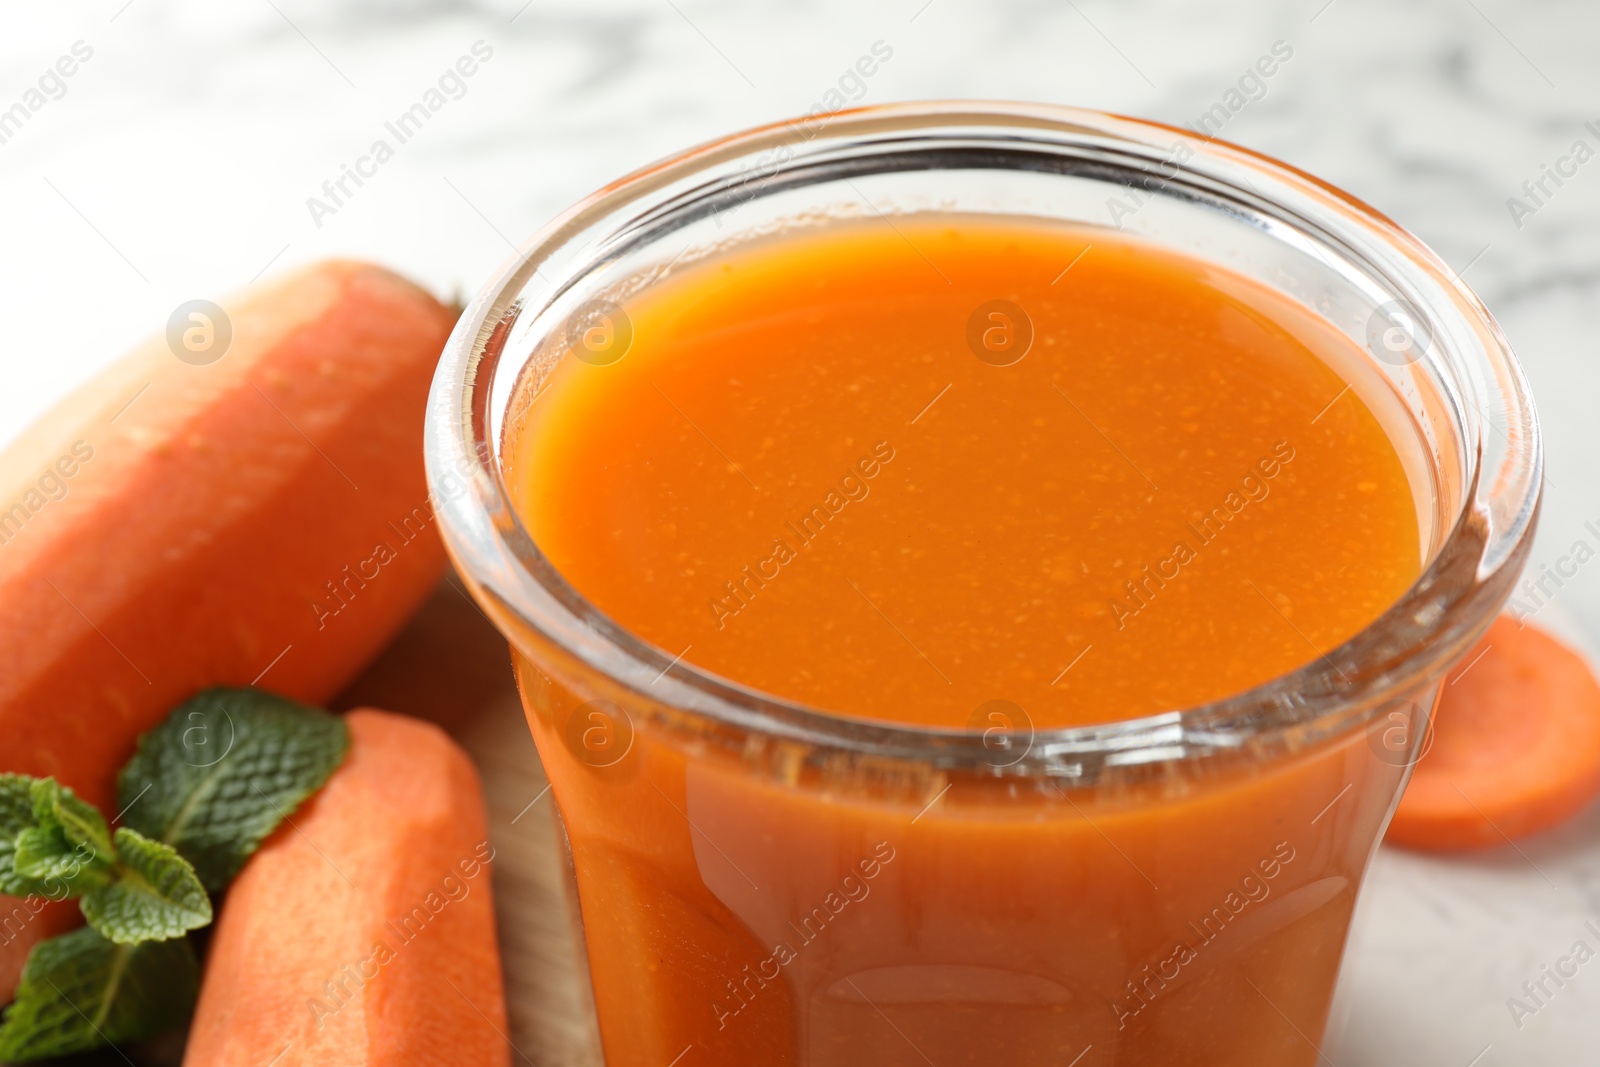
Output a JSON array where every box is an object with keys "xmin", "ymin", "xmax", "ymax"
[{"xmin": 424, "ymin": 103, "xmax": 1541, "ymax": 1066}]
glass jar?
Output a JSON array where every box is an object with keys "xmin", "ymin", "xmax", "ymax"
[{"xmin": 424, "ymin": 102, "xmax": 1540, "ymax": 1066}]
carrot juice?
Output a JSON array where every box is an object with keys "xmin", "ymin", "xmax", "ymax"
[{"xmin": 507, "ymin": 216, "xmax": 1425, "ymax": 1065}]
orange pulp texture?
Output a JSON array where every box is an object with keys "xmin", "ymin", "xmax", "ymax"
[{"xmin": 516, "ymin": 216, "xmax": 1421, "ymax": 727}]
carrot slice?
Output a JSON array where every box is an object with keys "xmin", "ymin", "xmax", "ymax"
[
  {"xmin": 1388, "ymin": 615, "xmax": 1600, "ymax": 851},
  {"xmin": 0, "ymin": 262, "xmax": 453, "ymax": 989},
  {"xmin": 182, "ymin": 709, "xmax": 509, "ymax": 1066}
]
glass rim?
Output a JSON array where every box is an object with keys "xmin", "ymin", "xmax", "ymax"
[{"xmin": 423, "ymin": 100, "xmax": 1542, "ymax": 775}]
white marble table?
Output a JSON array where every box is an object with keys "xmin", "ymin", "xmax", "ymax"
[{"xmin": 3, "ymin": 1, "xmax": 1598, "ymax": 1062}]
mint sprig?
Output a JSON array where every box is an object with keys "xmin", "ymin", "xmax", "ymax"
[
  {"xmin": 0, "ymin": 785, "xmax": 207, "ymax": 950},
  {"xmin": 118, "ymin": 688, "xmax": 351, "ymax": 891},
  {"xmin": 0, "ymin": 687, "xmax": 351, "ymax": 1060}
]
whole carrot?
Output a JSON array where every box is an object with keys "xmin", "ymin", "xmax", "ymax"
[
  {"xmin": 0, "ymin": 262, "xmax": 455, "ymax": 988},
  {"xmin": 182, "ymin": 710, "xmax": 509, "ymax": 1066}
]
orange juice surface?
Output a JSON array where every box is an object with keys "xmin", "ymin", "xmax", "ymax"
[{"xmin": 516, "ymin": 217, "xmax": 1421, "ymax": 727}]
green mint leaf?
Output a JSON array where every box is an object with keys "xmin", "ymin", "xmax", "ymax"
[
  {"xmin": 11, "ymin": 828, "xmax": 72, "ymax": 878},
  {"xmin": 117, "ymin": 687, "xmax": 350, "ymax": 892},
  {"xmin": 11, "ymin": 827, "xmax": 114, "ymax": 895},
  {"xmin": 29, "ymin": 778, "xmax": 113, "ymax": 861},
  {"xmin": 80, "ymin": 829, "xmax": 212, "ymax": 944},
  {"xmin": 0, "ymin": 775, "xmax": 33, "ymax": 838},
  {"xmin": 2, "ymin": 777, "xmax": 114, "ymax": 899},
  {"xmin": 0, "ymin": 774, "xmax": 49, "ymax": 897},
  {"xmin": 0, "ymin": 926, "xmax": 198, "ymax": 1061}
]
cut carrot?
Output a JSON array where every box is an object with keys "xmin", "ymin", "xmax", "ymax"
[
  {"xmin": 0, "ymin": 262, "xmax": 454, "ymax": 990},
  {"xmin": 1388, "ymin": 615, "xmax": 1600, "ymax": 851},
  {"xmin": 183, "ymin": 709, "xmax": 508, "ymax": 1066}
]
